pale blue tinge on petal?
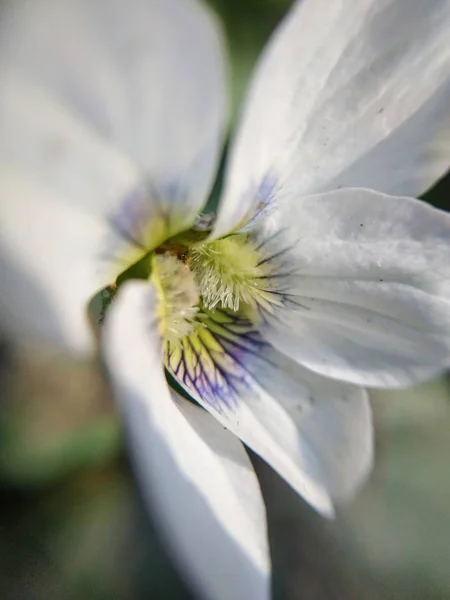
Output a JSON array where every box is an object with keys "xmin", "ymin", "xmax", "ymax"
[
  {"xmin": 102, "ymin": 281, "xmax": 270, "ymax": 600},
  {"xmin": 0, "ymin": 70, "xmax": 195, "ymax": 277},
  {"xmin": 213, "ymin": 0, "xmax": 450, "ymax": 238},
  {"xmin": 165, "ymin": 309, "xmax": 373, "ymax": 515},
  {"xmin": 0, "ymin": 0, "xmax": 228, "ymax": 239},
  {"xmin": 254, "ymin": 188, "xmax": 450, "ymax": 388}
]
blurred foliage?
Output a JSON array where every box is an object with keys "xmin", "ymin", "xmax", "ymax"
[
  {"xmin": 0, "ymin": 347, "xmax": 120, "ymax": 486},
  {"xmin": 1, "ymin": 0, "xmax": 450, "ymax": 599}
]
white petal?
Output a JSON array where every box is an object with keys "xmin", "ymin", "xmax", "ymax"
[
  {"xmin": 102, "ymin": 281, "xmax": 270, "ymax": 600},
  {"xmin": 1, "ymin": 0, "xmax": 228, "ymax": 235},
  {"xmin": 255, "ymin": 188, "xmax": 450, "ymax": 387},
  {"xmin": 165, "ymin": 312, "xmax": 373, "ymax": 515},
  {"xmin": 0, "ymin": 168, "xmax": 114, "ymax": 354},
  {"xmin": 0, "ymin": 69, "xmax": 140, "ymax": 222},
  {"xmin": 213, "ymin": 0, "xmax": 450, "ymax": 238}
]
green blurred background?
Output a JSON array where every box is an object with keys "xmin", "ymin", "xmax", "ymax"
[{"xmin": 1, "ymin": 1, "xmax": 450, "ymax": 599}]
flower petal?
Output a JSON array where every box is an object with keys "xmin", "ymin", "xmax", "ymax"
[
  {"xmin": 0, "ymin": 168, "xmax": 115, "ymax": 354},
  {"xmin": 1, "ymin": 0, "xmax": 228, "ymax": 236},
  {"xmin": 254, "ymin": 188, "xmax": 450, "ymax": 387},
  {"xmin": 165, "ymin": 310, "xmax": 373, "ymax": 515},
  {"xmin": 102, "ymin": 281, "xmax": 270, "ymax": 600},
  {"xmin": 213, "ymin": 0, "xmax": 450, "ymax": 238}
]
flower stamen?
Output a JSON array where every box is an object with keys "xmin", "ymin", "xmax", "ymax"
[
  {"xmin": 189, "ymin": 235, "xmax": 273, "ymax": 312},
  {"xmin": 151, "ymin": 253, "xmax": 200, "ymax": 344}
]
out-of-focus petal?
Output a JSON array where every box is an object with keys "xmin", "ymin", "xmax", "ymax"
[
  {"xmin": 102, "ymin": 281, "xmax": 270, "ymax": 600},
  {"xmin": 213, "ymin": 0, "xmax": 450, "ymax": 238},
  {"xmin": 254, "ymin": 188, "xmax": 450, "ymax": 387},
  {"xmin": 0, "ymin": 0, "xmax": 228, "ymax": 237},
  {"xmin": 165, "ymin": 310, "xmax": 373, "ymax": 515},
  {"xmin": 0, "ymin": 168, "xmax": 115, "ymax": 354}
]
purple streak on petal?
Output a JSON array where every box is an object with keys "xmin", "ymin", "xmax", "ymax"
[
  {"xmin": 238, "ymin": 172, "xmax": 278, "ymax": 233},
  {"xmin": 165, "ymin": 310, "xmax": 271, "ymax": 413}
]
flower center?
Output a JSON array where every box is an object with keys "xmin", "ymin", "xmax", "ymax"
[
  {"xmin": 149, "ymin": 233, "xmax": 277, "ymax": 345},
  {"xmin": 151, "ymin": 253, "xmax": 200, "ymax": 344},
  {"xmin": 189, "ymin": 236, "xmax": 268, "ymax": 312}
]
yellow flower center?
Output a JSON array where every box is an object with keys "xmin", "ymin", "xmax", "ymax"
[
  {"xmin": 189, "ymin": 236, "xmax": 268, "ymax": 312},
  {"xmin": 151, "ymin": 233, "xmax": 276, "ymax": 344},
  {"xmin": 151, "ymin": 253, "xmax": 200, "ymax": 345}
]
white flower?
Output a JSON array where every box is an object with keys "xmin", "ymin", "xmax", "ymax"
[{"xmin": 1, "ymin": 1, "xmax": 450, "ymax": 599}]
